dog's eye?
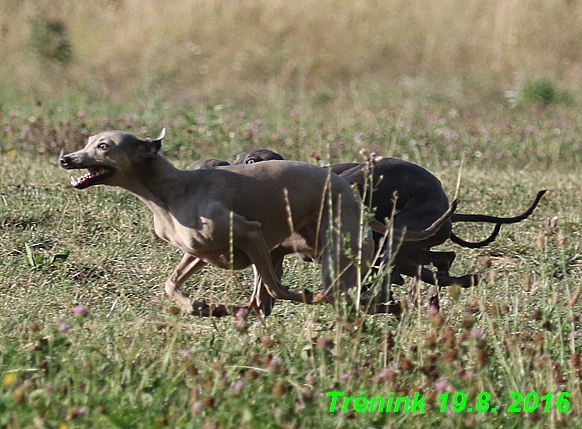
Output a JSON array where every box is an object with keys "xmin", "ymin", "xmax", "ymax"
[
  {"xmin": 246, "ymin": 158, "xmax": 255, "ymax": 164},
  {"xmin": 97, "ymin": 142, "xmax": 110, "ymax": 150}
]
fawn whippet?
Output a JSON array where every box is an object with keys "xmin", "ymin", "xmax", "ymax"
[{"xmin": 59, "ymin": 129, "xmax": 456, "ymax": 316}]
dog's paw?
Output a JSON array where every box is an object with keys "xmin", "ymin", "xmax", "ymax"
[
  {"xmin": 457, "ymin": 273, "xmax": 479, "ymax": 288},
  {"xmin": 311, "ymin": 291, "xmax": 327, "ymax": 304},
  {"xmin": 301, "ymin": 288, "xmax": 315, "ymax": 304},
  {"xmin": 427, "ymin": 285, "xmax": 440, "ymax": 311},
  {"xmin": 190, "ymin": 301, "xmax": 212, "ymax": 317},
  {"xmin": 391, "ymin": 273, "xmax": 405, "ymax": 286},
  {"xmin": 435, "ymin": 271, "xmax": 478, "ymax": 288},
  {"xmin": 369, "ymin": 300, "xmax": 402, "ymax": 318}
]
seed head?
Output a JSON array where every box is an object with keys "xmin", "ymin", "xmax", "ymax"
[
  {"xmin": 203, "ymin": 395, "xmax": 215, "ymax": 409},
  {"xmin": 229, "ymin": 379, "xmax": 245, "ymax": 394},
  {"xmin": 431, "ymin": 313, "xmax": 445, "ymax": 327},
  {"xmin": 28, "ymin": 322, "xmax": 40, "ymax": 332},
  {"xmin": 400, "ymin": 357, "xmax": 413, "ymax": 372},
  {"xmin": 442, "ymin": 349, "xmax": 458, "ymax": 364},
  {"xmin": 470, "ymin": 327, "xmax": 484, "ymax": 341},
  {"xmin": 424, "ymin": 331, "xmax": 437, "ymax": 350},
  {"xmin": 440, "ymin": 327, "xmax": 456, "ymax": 348},
  {"xmin": 272, "ymin": 382, "xmax": 286, "ymax": 399},
  {"xmin": 261, "ymin": 335, "xmax": 273, "ymax": 347}
]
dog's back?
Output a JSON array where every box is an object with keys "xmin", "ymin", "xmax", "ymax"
[
  {"xmin": 180, "ymin": 160, "xmax": 362, "ymax": 249},
  {"xmin": 339, "ymin": 158, "xmax": 450, "ymax": 231},
  {"xmin": 233, "ymin": 150, "xmax": 449, "ymax": 231}
]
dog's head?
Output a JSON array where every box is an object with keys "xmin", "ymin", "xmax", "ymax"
[
  {"xmin": 233, "ymin": 148, "xmax": 284, "ymax": 165},
  {"xmin": 59, "ymin": 128, "xmax": 166, "ymax": 189}
]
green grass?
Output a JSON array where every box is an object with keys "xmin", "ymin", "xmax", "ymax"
[
  {"xmin": 1, "ymin": 93, "xmax": 582, "ymax": 428},
  {"xmin": 2, "ymin": 1, "xmax": 582, "ymax": 426}
]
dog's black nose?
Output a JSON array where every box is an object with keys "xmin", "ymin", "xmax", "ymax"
[{"xmin": 59, "ymin": 155, "xmax": 72, "ymax": 168}]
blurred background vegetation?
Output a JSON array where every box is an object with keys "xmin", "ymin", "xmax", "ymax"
[
  {"xmin": 2, "ymin": 0, "xmax": 581, "ymax": 102},
  {"xmin": 0, "ymin": 0, "xmax": 581, "ymax": 168}
]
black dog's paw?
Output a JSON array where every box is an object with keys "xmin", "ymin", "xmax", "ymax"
[
  {"xmin": 301, "ymin": 288, "xmax": 315, "ymax": 303},
  {"xmin": 458, "ymin": 273, "xmax": 479, "ymax": 288},
  {"xmin": 191, "ymin": 301, "xmax": 211, "ymax": 317},
  {"xmin": 392, "ymin": 273, "xmax": 405, "ymax": 286}
]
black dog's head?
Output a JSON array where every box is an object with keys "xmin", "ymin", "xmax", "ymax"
[{"xmin": 233, "ymin": 148, "xmax": 284, "ymax": 165}]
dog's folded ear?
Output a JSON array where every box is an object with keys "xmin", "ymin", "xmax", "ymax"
[
  {"xmin": 154, "ymin": 127, "xmax": 166, "ymax": 142},
  {"xmin": 143, "ymin": 127, "xmax": 166, "ymax": 158}
]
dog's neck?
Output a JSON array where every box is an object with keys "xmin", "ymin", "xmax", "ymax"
[{"xmin": 118, "ymin": 154, "xmax": 185, "ymax": 212}]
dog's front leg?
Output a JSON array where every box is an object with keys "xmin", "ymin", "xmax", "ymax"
[
  {"xmin": 164, "ymin": 254, "xmax": 208, "ymax": 314},
  {"xmin": 165, "ymin": 254, "xmax": 251, "ymax": 317}
]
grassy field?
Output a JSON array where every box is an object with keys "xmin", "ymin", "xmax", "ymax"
[
  {"xmin": 1, "ymin": 100, "xmax": 581, "ymax": 428},
  {"xmin": 1, "ymin": 1, "xmax": 582, "ymax": 428}
]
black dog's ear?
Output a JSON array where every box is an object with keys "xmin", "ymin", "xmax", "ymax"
[{"xmin": 144, "ymin": 127, "xmax": 166, "ymax": 158}]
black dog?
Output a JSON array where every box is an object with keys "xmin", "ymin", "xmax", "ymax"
[{"xmin": 229, "ymin": 149, "xmax": 545, "ymax": 311}]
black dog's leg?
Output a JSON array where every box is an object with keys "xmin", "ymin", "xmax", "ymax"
[
  {"xmin": 399, "ymin": 259, "xmax": 478, "ymax": 288},
  {"xmin": 420, "ymin": 250, "xmax": 457, "ymax": 272}
]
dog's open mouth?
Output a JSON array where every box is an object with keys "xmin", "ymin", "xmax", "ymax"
[{"xmin": 69, "ymin": 166, "xmax": 115, "ymax": 189}]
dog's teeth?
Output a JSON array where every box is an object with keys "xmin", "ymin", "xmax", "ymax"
[
  {"xmin": 69, "ymin": 167, "xmax": 110, "ymax": 188},
  {"xmin": 87, "ymin": 167, "xmax": 107, "ymax": 178}
]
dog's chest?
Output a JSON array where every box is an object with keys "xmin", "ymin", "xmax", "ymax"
[{"xmin": 152, "ymin": 211, "xmax": 227, "ymax": 254}]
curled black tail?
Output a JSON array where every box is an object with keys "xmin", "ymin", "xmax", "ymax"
[
  {"xmin": 451, "ymin": 190, "xmax": 546, "ymax": 224},
  {"xmin": 449, "ymin": 190, "xmax": 546, "ymax": 249},
  {"xmin": 450, "ymin": 224, "xmax": 501, "ymax": 248}
]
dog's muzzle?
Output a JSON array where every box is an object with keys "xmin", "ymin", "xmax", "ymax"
[
  {"xmin": 59, "ymin": 154, "xmax": 115, "ymax": 189},
  {"xmin": 59, "ymin": 155, "xmax": 74, "ymax": 169}
]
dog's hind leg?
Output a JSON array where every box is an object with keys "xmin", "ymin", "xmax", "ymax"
[
  {"xmin": 399, "ymin": 259, "xmax": 478, "ymax": 288},
  {"xmin": 420, "ymin": 250, "xmax": 457, "ymax": 272},
  {"xmin": 319, "ymin": 210, "xmax": 376, "ymax": 313},
  {"xmin": 250, "ymin": 267, "xmax": 275, "ymax": 316},
  {"xmin": 233, "ymin": 214, "xmax": 318, "ymax": 304},
  {"xmin": 249, "ymin": 256, "xmax": 281, "ymax": 317}
]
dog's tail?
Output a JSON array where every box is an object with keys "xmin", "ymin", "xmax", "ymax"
[
  {"xmin": 451, "ymin": 190, "xmax": 546, "ymax": 224},
  {"xmin": 449, "ymin": 225, "xmax": 501, "ymax": 248},
  {"xmin": 448, "ymin": 190, "xmax": 546, "ymax": 249},
  {"xmin": 371, "ymin": 200, "xmax": 457, "ymax": 242}
]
